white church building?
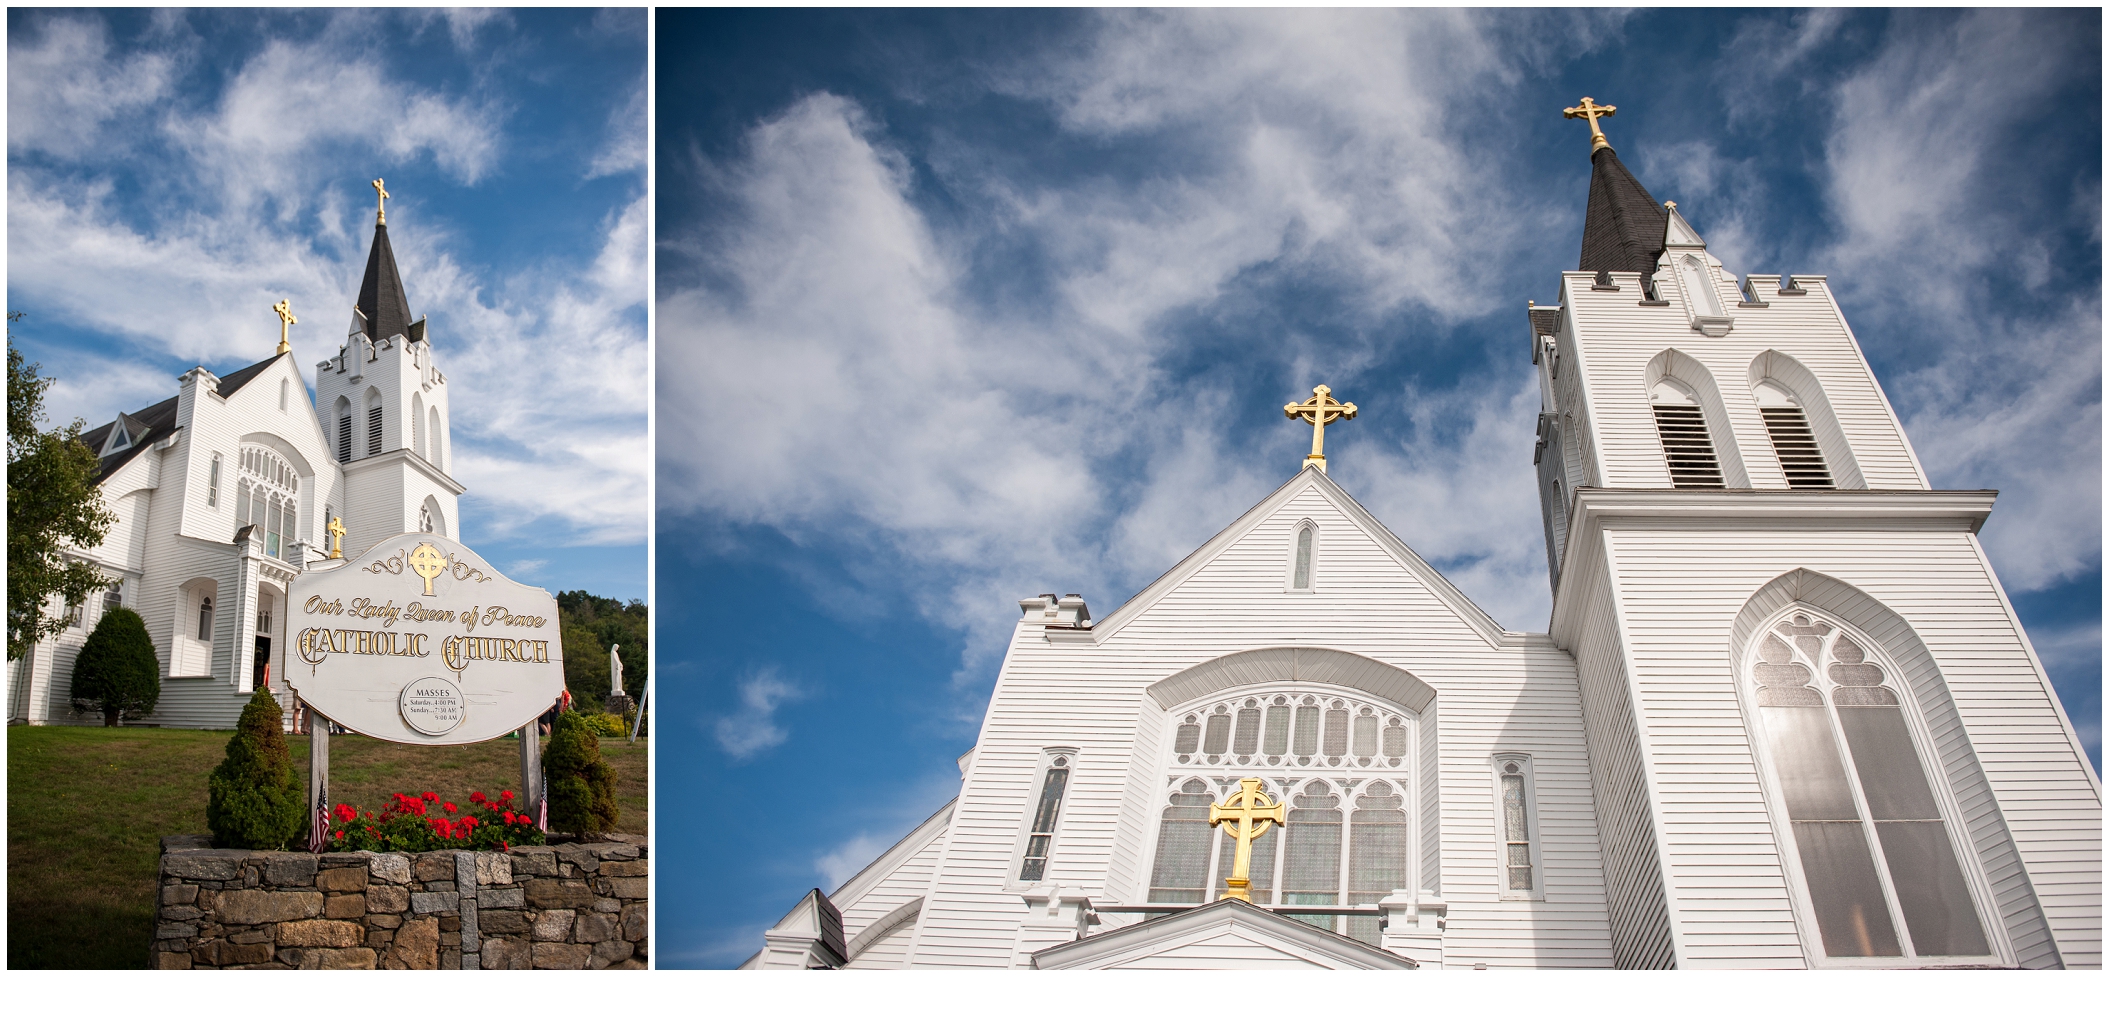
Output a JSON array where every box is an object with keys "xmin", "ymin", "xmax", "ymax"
[
  {"xmin": 750, "ymin": 109, "xmax": 2102, "ymax": 969},
  {"xmin": 8, "ymin": 197, "xmax": 464, "ymax": 730}
]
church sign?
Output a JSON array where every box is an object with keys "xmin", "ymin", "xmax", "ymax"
[{"xmin": 286, "ymin": 532, "xmax": 564, "ymax": 745}]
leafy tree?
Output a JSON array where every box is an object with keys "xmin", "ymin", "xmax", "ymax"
[
  {"xmin": 206, "ymin": 689, "xmax": 306, "ymax": 850},
  {"xmin": 545, "ymin": 709, "xmax": 620, "ymax": 836},
  {"xmin": 70, "ymin": 606, "xmax": 160, "ymax": 726},
  {"xmin": 8, "ymin": 326, "xmax": 117, "ymax": 661},
  {"xmin": 555, "ymin": 590, "xmax": 646, "ymax": 713}
]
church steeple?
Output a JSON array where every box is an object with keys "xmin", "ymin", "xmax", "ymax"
[
  {"xmin": 1577, "ymin": 145, "xmax": 1667, "ymax": 277},
  {"xmin": 355, "ymin": 217, "xmax": 416, "ymax": 343},
  {"xmin": 352, "ymin": 181, "xmax": 420, "ymax": 344},
  {"xmin": 1563, "ymin": 97, "xmax": 1668, "ymax": 278}
]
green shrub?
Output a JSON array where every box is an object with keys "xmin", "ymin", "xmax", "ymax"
[
  {"xmin": 583, "ymin": 712, "xmax": 627, "ymax": 737},
  {"xmin": 69, "ymin": 606, "xmax": 159, "ymax": 726},
  {"xmin": 544, "ymin": 709, "xmax": 619, "ymax": 835},
  {"xmin": 206, "ymin": 689, "xmax": 306, "ymax": 849}
]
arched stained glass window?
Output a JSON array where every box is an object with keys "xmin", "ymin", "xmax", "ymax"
[
  {"xmin": 1146, "ymin": 780, "xmax": 1215, "ymax": 904},
  {"xmin": 1751, "ymin": 612, "xmax": 1990, "ymax": 961},
  {"xmin": 1346, "ymin": 782, "xmax": 1408, "ymax": 943},
  {"xmin": 1282, "ymin": 781, "xmax": 1343, "ymax": 931},
  {"xmin": 1147, "ymin": 686, "xmax": 1417, "ymax": 937}
]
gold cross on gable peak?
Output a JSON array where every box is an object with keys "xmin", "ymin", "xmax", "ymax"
[
  {"xmin": 273, "ymin": 299, "xmax": 297, "ymax": 355},
  {"xmin": 372, "ymin": 178, "xmax": 391, "ymax": 224},
  {"xmin": 1209, "ymin": 778, "xmax": 1286, "ymax": 903},
  {"xmin": 1562, "ymin": 96, "xmax": 1617, "ymax": 152},
  {"xmin": 326, "ymin": 516, "xmax": 346, "ymax": 559},
  {"xmin": 1284, "ymin": 384, "xmax": 1358, "ymax": 474}
]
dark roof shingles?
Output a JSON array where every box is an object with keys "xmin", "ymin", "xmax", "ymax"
[{"xmin": 1578, "ymin": 147, "xmax": 1668, "ymax": 276}]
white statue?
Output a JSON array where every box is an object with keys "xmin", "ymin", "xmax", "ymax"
[{"xmin": 609, "ymin": 643, "xmax": 624, "ymax": 697}]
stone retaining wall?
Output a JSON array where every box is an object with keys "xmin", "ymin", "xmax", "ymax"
[{"xmin": 151, "ymin": 834, "xmax": 647, "ymax": 969}]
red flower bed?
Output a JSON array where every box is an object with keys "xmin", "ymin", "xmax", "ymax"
[{"xmin": 325, "ymin": 789, "xmax": 545, "ymax": 853}]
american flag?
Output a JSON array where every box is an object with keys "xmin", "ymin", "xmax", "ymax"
[{"xmin": 310, "ymin": 803, "xmax": 328, "ymax": 854}]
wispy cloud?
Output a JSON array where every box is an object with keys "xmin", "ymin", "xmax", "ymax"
[
  {"xmin": 714, "ymin": 668, "xmax": 803, "ymax": 760},
  {"xmin": 814, "ymin": 833, "xmax": 890, "ymax": 891}
]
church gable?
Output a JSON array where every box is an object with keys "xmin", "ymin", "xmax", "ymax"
[
  {"xmin": 1033, "ymin": 900, "xmax": 1416, "ymax": 970},
  {"xmin": 1087, "ymin": 468, "xmax": 1508, "ymax": 648}
]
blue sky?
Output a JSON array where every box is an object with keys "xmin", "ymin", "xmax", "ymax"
[
  {"xmin": 654, "ymin": 9, "xmax": 2102, "ymax": 968},
  {"xmin": 7, "ymin": 8, "xmax": 648, "ymax": 600}
]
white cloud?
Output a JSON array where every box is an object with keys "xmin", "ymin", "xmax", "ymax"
[
  {"xmin": 714, "ymin": 668, "xmax": 803, "ymax": 760},
  {"xmin": 7, "ymin": 16, "xmax": 177, "ymax": 159},
  {"xmin": 1813, "ymin": 10, "xmax": 2100, "ymax": 591},
  {"xmin": 587, "ymin": 81, "xmax": 648, "ymax": 180},
  {"xmin": 7, "ymin": 18, "xmax": 645, "ymax": 548},
  {"xmin": 660, "ymin": 15, "xmax": 1572, "ymax": 691},
  {"xmin": 814, "ymin": 833, "xmax": 890, "ymax": 890}
]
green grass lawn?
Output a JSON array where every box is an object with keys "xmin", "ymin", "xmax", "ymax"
[{"xmin": 7, "ymin": 725, "xmax": 647, "ymax": 969}]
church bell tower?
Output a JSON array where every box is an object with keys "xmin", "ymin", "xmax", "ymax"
[
  {"xmin": 1533, "ymin": 99, "xmax": 2098, "ymax": 970},
  {"xmin": 311, "ymin": 179, "xmax": 466, "ymax": 559}
]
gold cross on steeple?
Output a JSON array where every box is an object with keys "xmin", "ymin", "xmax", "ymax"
[
  {"xmin": 1209, "ymin": 778, "xmax": 1286, "ymax": 903},
  {"xmin": 273, "ymin": 299, "xmax": 297, "ymax": 355},
  {"xmin": 326, "ymin": 515, "xmax": 346, "ymax": 559},
  {"xmin": 1284, "ymin": 384, "xmax": 1358, "ymax": 474},
  {"xmin": 1563, "ymin": 96, "xmax": 1617, "ymax": 152},
  {"xmin": 372, "ymin": 178, "xmax": 391, "ymax": 224}
]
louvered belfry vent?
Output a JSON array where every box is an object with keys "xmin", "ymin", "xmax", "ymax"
[
  {"xmin": 367, "ymin": 406, "xmax": 384, "ymax": 456},
  {"xmin": 1761, "ymin": 406, "xmax": 1832, "ymax": 488},
  {"xmin": 1652, "ymin": 404, "xmax": 1724, "ymax": 487}
]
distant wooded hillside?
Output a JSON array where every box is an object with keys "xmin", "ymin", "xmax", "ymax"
[{"xmin": 556, "ymin": 591, "xmax": 647, "ymax": 713}]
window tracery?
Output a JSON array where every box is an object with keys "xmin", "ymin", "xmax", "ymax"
[
  {"xmin": 1147, "ymin": 686, "xmax": 1416, "ymax": 943},
  {"xmin": 1749, "ymin": 610, "xmax": 1991, "ymax": 962},
  {"xmin": 237, "ymin": 445, "xmax": 299, "ymax": 561}
]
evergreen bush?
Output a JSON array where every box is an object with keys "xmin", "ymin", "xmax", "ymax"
[
  {"xmin": 206, "ymin": 689, "xmax": 306, "ymax": 849},
  {"xmin": 69, "ymin": 606, "xmax": 159, "ymax": 726},
  {"xmin": 545, "ymin": 709, "xmax": 619, "ymax": 835}
]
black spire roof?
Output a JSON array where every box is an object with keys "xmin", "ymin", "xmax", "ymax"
[
  {"xmin": 1577, "ymin": 146, "xmax": 1667, "ymax": 276},
  {"xmin": 355, "ymin": 221, "xmax": 415, "ymax": 342}
]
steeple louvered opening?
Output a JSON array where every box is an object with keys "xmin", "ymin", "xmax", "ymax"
[
  {"xmin": 1755, "ymin": 381, "xmax": 1832, "ymax": 488},
  {"xmin": 1649, "ymin": 378, "xmax": 1723, "ymax": 488}
]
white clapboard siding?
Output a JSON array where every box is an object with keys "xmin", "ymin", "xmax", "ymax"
[
  {"xmin": 1562, "ymin": 271, "xmax": 1926, "ymax": 494},
  {"xmin": 902, "ymin": 469, "xmax": 1615, "ymax": 968},
  {"xmin": 1553, "ymin": 488, "xmax": 2099, "ymax": 969},
  {"xmin": 1556, "ymin": 552, "xmax": 1680, "ymax": 969}
]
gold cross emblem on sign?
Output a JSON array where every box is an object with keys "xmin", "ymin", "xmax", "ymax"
[
  {"xmin": 1284, "ymin": 384, "xmax": 1357, "ymax": 473},
  {"xmin": 1209, "ymin": 778, "xmax": 1286, "ymax": 902},
  {"xmin": 1562, "ymin": 96, "xmax": 1617, "ymax": 152},
  {"xmin": 372, "ymin": 178, "xmax": 391, "ymax": 224},
  {"xmin": 273, "ymin": 299, "xmax": 297, "ymax": 355},
  {"xmin": 326, "ymin": 515, "xmax": 346, "ymax": 559},
  {"xmin": 407, "ymin": 542, "xmax": 447, "ymax": 596}
]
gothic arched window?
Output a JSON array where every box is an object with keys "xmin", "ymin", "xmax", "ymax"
[
  {"xmin": 365, "ymin": 390, "xmax": 385, "ymax": 457},
  {"xmin": 236, "ymin": 446, "xmax": 300, "ymax": 561},
  {"xmin": 1749, "ymin": 611, "xmax": 1991, "ymax": 962},
  {"xmin": 1147, "ymin": 687, "xmax": 1415, "ymax": 940},
  {"xmin": 1649, "ymin": 378, "xmax": 1724, "ymax": 487},
  {"xmin": 1289, "ymin": 521, "xmax": 1316, "ymax": 591},
  {"xmin": 1754, "ymin": 381, "xmax": 1833, "ymax": 488}
]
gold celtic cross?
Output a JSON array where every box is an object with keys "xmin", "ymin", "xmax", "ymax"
[
  {"xmin": 372, "ymin": 178, "xmax": 391, "ymax": 224},
  {"xmin": 1209, "ymin": 778, "xmax": 1286, "ymax": 902},
  {"xmin": 1562, "ymin": 96, "xmax": 1617, "ymax": 152},
  {"xmin": 1284, "ymin": 384, "xmax": 1358, "ymax": 474},
  {"xmin": 326, "ymin": 516, "xmax": 346, "ymax": 559},
  {"xmin": 407, "ymin": 542, "xmax": 447, "ymax": 596},
  {"xmin": 273, "ymin": 299, "xmax": 297, "ymax": 355}
]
